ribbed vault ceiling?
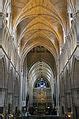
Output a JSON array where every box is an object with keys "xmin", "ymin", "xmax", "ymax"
[
  {"xmin": 28, "ymin": 61, "xmax": 53, "ymax": 88},
  {"xmin": 23, "ymin": 46, "xmax": 57, "ymax": 88},
  {"xmin": 24, "ymin": 46, "xmax": 57, "ymax": 77},
  {"xmin": 12, "ymin": 0, "xmax": 68, "ymax": 58},
  {"xmin": 12, "ymin": 0, "xmax": 68, "ymax": 85}
]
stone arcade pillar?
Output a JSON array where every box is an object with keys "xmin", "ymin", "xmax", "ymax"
[
  {"xmin": 0, "ymin": 50, "xmax": 5, "ymax": 113},
  {"xmin": 20, "ymin": 58, "xmax": 28, "ymax": 111},
  {"xmin": 50, "ymin": 73, "xmax": 55, "ymax": 108},
  {"xmin": 56, "ymin": 57, "xmax": 60, "ymax": 116},
  {"xmin": 20, "ymin": 69, "xmax": 27, "ymax": 110},
  {"xmin": 71, "ymin": 47, "xmax": 79, "ymax": 119}
]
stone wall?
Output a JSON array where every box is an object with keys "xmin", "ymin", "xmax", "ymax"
[
  {"xmin": 0, "ymin": 48, "xmax": 20, "ymax": 113},
  {"xmin": 0, "ymin": 0, "xmax": 21, "ymax": 113},
  {"xmin": 59, "ymin": 4, "xmax": 79, "ymax": 118},
  {"xmin": 59, "ymin": 46, "xmax": 79, "ymax": 119}
]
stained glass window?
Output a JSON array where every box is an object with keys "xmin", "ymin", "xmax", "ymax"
[{"xmin": 35, "ymin": 78, "xmax": 50, "ymax": 88}]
